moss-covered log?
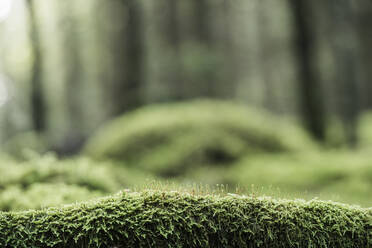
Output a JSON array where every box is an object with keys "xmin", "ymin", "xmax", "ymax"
[{"xmin": 0, "ymin": 190, "xmax": 370, "ymax": 247}]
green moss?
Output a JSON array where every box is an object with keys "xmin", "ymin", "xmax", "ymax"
[
  {"xmin": 84, "ymin": 100, "xmax": 315, "ymax": 176},
  {"xmin": 219, "ymin": 151, "xmax": 372, "ymax": 207},
  {"xmin": 0, "ymin": 183, "xmax": 101, "ymax": 212},
  {"xmin": 0, "ymin": 155, "xmax": 120, "ymax": 192},
  {"xmin": 0, "ymin": 154, "xmax": 155, "ymax": 211},
  {"xmin": 0, "ymin": 190, "xmax": 370, "ymax": 247}
]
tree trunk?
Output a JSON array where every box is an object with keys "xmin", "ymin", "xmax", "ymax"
[
  {"xmin": 354, "ymin": 1, "xmax": 372, "ymax": 110},
  {"xmin": 57, "ymin": 0, "xmax": 85, "ymax": 155},
  {"xmin": 289, "ymin": 0, "xmax": 326, "ymax": 141},
  {"xmin": 26, "ymin": 0, "xmax": 46, "ymax": 133},
  {"xmin": 193, "ymin": 0, "xmax": 211, "ymax": 45},
  {"xmin": 110, "ymin": 0, "xmax": 145, "ymax": 116},
  {"xmin": 162, "ymin": 0, "xmax": 185, "ymax": 100},
  {"xmin": 326, "ymin": 0, "xmax": 360, "ymax": 147},
  {"xmin": 256, "ymin": 0, "xmax": 276, "ymax": 111},
  {"xmin": 219, "ymin": 0, "xmax": 238, "ymax": 99}
]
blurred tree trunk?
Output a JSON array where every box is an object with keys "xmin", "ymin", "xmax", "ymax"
[
  {"xmin": 191, "ymin": 0, "xmax": 237, "ymax": 99},
  {"xmin": 191, "ymin": 0, "xmax": 217, "ymax": 98},
  {"xmin": 326, "ymin": 0, "xmax": 360, "ymax": 147},
  {"xmin": 256, "ymin": 0, "xmax": 276, "ymax": 111},
  {"xmin": 193, "ymin": 0, "xmax": 211, "ymax": 45},
  {"xmin": 161, "ymin": 0, "xmax": 185, "ymax": 100},
  {"xmin": 355, "ymin": 1, "xmax": 372, "ymax": 110},
  {"xmin": 57, "ymin": 1, "xmax": 85, "ymax": 155},
  {"xmin": 219, "ymin": 0, "xmax": 238, "ymax": 99},
  {"xmin": 109, "ymin": 0, "xmax": 145, "ymax": 116},
  {"xmin": 26, "ymin": 0, "xmax": 46, "ymax": 133},
  {"xmin": 289, "ymin": 0, "xmax": 326, "ymax": 141}
]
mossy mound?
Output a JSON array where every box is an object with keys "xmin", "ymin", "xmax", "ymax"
[
  {"xmin": 0, "ymin": 154, "xmax": 154, "ymax": 211},
  {"xmin": 0, "ymin": 183, "xmax": 101, "ymax": 211},
  {"xmin": 210, "ymin": 151, "xmax": 372, "ymax": 207},
  {"xmin": 84, "ymin": 100, "xmax": 315, "ymax": 176},
  {"xmin": 0, "ymin": 190, "xmax": 370, "ymax": 247},
  {"xmin": 0, "ymin": 155, "xmax": 118, "ymax": 192}
]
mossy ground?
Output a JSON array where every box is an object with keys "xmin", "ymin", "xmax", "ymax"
[{"xmin": 1, "ymin": 190, "xmax": 371, "ymax": 247}]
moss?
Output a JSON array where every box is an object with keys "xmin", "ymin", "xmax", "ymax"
[
  {"xmin": 0, "ymin": 190, "xmax": 370, "ymax": 247},
  {"xmin": 84, "ymin": 100, "xmax": 315, "ymax": 176},
  {"xmin": 0, "ymin": 155, "xmax": 120, "ymax": 192},
  {"xmin": 0, "ymin": 183, "xmax": 101, "ymax": 212},
  {"xmin": 0, "ymin": 154, "xmax": 155, "ymax": 211},
  {"xmin": 219, "ymin": 151, "xmax": 372, "ymax": 207}
]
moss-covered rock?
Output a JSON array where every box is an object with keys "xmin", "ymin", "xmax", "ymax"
[
  {"xmin": 0, "ymin": 190, "xmax": 370, "ymax": 247},
  {"xmin": 84, "ymin": 100, "xmax": 315, "ymax": 176}
]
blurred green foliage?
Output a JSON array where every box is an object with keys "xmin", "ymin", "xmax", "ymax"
[
  {"xmin": 0, "ymin": 154, "xmax": 154, "ymax": 211},
  {"xmin": 0, "ymin": 155, "xmax": 117, "ymax": 192},
  {"xmin": 84, "ymin": 100, "xmax": 315, "ymax": 176},
  {"xmin": 2, "ymin": 131, "xmax": 48, "ymax": 160},
  {"xmin": 358, "ymin": 111, "xmax": 372, "ymax": 148},
  {"xmin": 2, "ymin": 150, "xmax": 371, "ymax": 211},
  {"xmin": 187, "ymin": 151, "xmax": 372, "ymax": 207},
  {"xmin": 0, "ymin": 183, "xmax": 100, "ymax": 211}
]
